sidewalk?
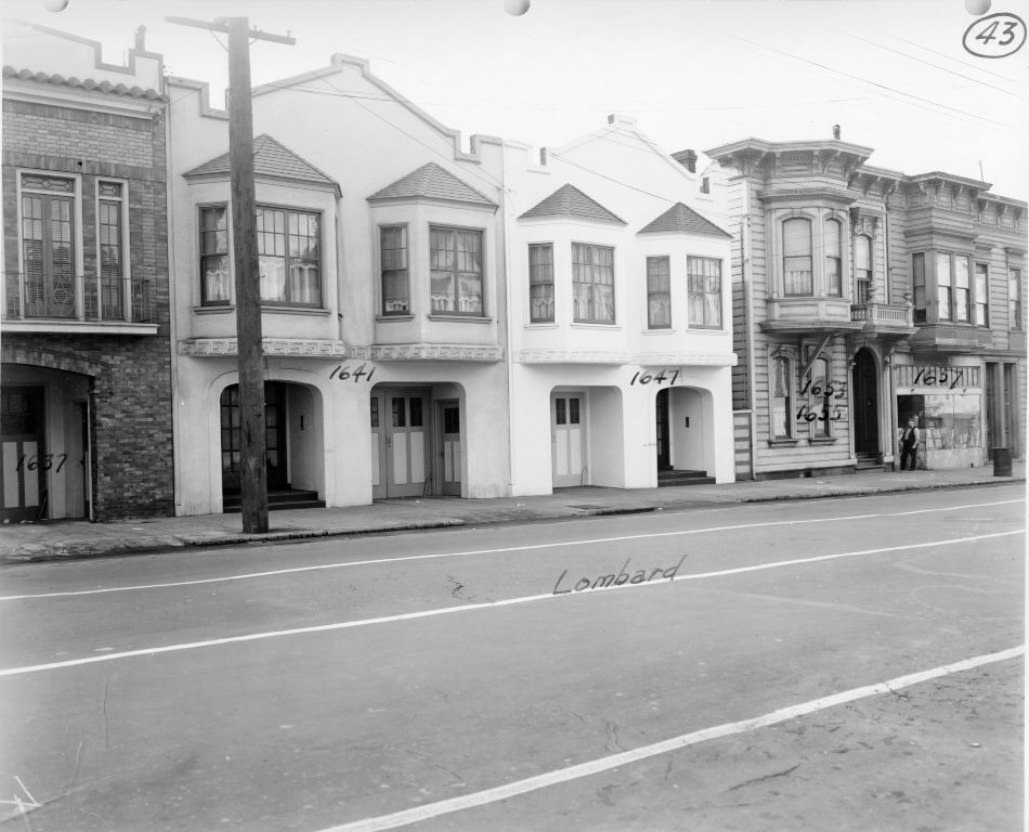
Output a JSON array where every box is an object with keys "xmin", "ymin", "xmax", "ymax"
[{"xmin": 1, "ymin": 463, "xmax": 1024, "ymax": 564}]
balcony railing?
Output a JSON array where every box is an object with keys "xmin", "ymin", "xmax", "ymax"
[
  {"xmin": 3, "ymin": 272, "xmax": 156, "ymax": 324},
  {"xmin": 850, "ymin": 301, "xmax": 914, "ymax": 329}
]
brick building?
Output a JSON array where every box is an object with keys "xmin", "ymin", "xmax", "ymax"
[{"xmin": 1, "ymin": 23, "xmax": 173, "ymax": 521}]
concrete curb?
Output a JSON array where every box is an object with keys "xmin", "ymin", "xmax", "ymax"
[{"xmin": 2, "ymin": 476, "xmax": 1021, "ymax": 565}]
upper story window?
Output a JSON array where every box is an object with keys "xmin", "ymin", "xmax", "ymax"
[
  {"xmin": 97, "ymin": 182, "xmax": 124, "ymax": 320},
  {"xmin": 771, "ymin": 353, "xmax": 794, "ymax": 440},
  {"xmin": 572, "ymin": 242, "xmax": 615, "ymax": 324},
  {"xmin": 200, "ymin": 206, "xmax": 230, "ymax": 306},
  {"xmin": 935, "ymin": 251, "xmax": 971, "ymax": 323},
  {"xmin": 825, "ymin": 219, "xmax": 842, "ymax": 297},
  {"xmin": 1011, "ymin": 268, "xmax": 1023, "ymax": 330},
  {"xmin": 380, "ymin": 225, "xmax": 409, "ymax": 315},
  {"xmin": 974, "ymin": 263, "xmax": 989, "ymax": 326},
  {"xmin": 782, "ymin": 218, "xmax": 813, "ymax": 296},
  {"xmin": 687, "ymin": 256, "xmax": 722, "ymax": 329},
  {"xmin": 854, "ymin": 235, "xmax": 872, "ymax": 304},
  {"xmin": 257, "ymin": 208, "xmax": 321, "ymax": 306},
  {"xmin": 529, "ymin": 243, "xmax": 554, "ymax": 323},
  {"xmin": 646, "ymin": 256, "xmax": 671, "ymax": 329},
  {"xmin": 199, "ymin": 204, "xmax": 322, "ymax": 308},
  {"xmin": 912, "ymin": 253, "xmax": 927, "ymax": 323},
  {"xmin": 430, "ymin": 226, "xmax": 484, "ymax": 315},
  {"xmin": 20, "ymin": 174, "xmax": 76, "ymax": 319}
]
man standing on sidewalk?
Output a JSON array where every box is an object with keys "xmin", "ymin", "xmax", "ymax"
[{"xmin": 900, "ymin": 417, "xmax": 920, "ymax": 471}]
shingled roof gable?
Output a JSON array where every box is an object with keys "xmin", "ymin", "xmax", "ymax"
[
  {"xmin": 184, "ymin": 135, "xmax": 339, "ymax": 192},
  {"xmin": 518, "ymin": 184, "xmax": 626, "ymax": 225},
  {"xmin": 367, "ymin": 163, "xmax": 495, "ymax": 206},
  {"xmin": 637, "ymin": 202, "xmax": 731, "ymax": 238}
]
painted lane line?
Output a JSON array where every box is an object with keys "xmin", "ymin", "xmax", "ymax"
[
  {"xmin": 0, "ymin": 530, "xmax": 1018, "ymax": 678},
  {"xmin": 2, "ymin": 498, "xmax": 1023, "ymax": 602},
  {"xmin": 315, "ymin": 645, "xmax": 1026, "ymax": 832}
]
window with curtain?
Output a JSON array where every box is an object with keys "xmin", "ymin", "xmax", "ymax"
[
  {"xmin": 199, "ymin": 205, "xmax": 230, "ymax": 306},
  {"xmin": 687, "ymin": 256, "xmax": 722, "ymax": 328},
  {"xmin": 646, "ymin": 256, "xmax": 671, "ymax": 329},
  {"xmin": 257, "ymin": 207, "xmax": 321, "ymax": 306},
  {"xmin": 974, "ymin": 263, "xmax": 989, "ymax": 326},
  {"xmin": 782, "ymin": 218, "xmax": 812, "ymax": 296},
  {"xmin": 771, "ymin": 354, "xmax": 794, "ymax": 439},
  {"xmin": 954, "ymin": 256, "xmax": 970, "ymax": 322},
  {"xmin": 854, "ymin": 235, "xmax": 872, "ymax": 304},
  {"xmin": 825, "ymin": 219, "xmax": 842, "ymax": 297},
  {"xmin": 810, "ymin": 355, "xmax": 833, "ymax": 438},
  {"xmin": 430, "ymin": 226, "xmax": 484, "ymax": 315},
  {"xmin": 572, "ymin": 242, "xmax": 615, "ymax": 323},
  {"xmin": 912, "ymin": 253, "xmax": 926, "ymax": 323},
  {"xmin": 529, "ymin": 243, "xmax": 554, "ymax": 323},
  {"xmin": 1011, "ymin": 268, "xmax": 1023, "ymax": 330},
  {"xmin": 380, "ymin": 225, "xmax": 409, "ymax": 314},
  {"xmin": 935, "ymin": 251, "xmax": 953, "ymax": 321}
]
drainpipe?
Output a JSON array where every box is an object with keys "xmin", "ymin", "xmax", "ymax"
[
  {"xmin": 741, "ymin": 181, "xmax": 757, "ymax": 480},
  {"xmin": 163, "ymin": 92, "xmax": 184, "ymax": 517},
  {"xmin": 882, "ymin": 189, "xmax": 896, "ymax": 465},
  {"xmin": 501, "ymin": 145, "xmax": 517, "ymax": 497}
]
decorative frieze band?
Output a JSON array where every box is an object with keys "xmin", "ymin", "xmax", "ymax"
[
  {"xmin": 514, "ymin": 350, "xmax": 736, "ymax": 366},
  {"xmin": 178, "ymin": 338, "xmax": 353, "ymax": 358},
  {"xmin": 369, "ymin": 344, "xmax": 503, "ymax": 362}
]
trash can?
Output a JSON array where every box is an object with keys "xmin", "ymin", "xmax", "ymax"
[{"xmin": 993, "ymin": 448, "xmax": 1012, "ymax": 477}]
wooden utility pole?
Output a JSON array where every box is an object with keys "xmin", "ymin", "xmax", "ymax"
[{"xmin": 168, "ymin": 17, "xmax": 294, "ymax": 533}]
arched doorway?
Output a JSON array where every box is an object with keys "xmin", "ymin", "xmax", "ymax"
[
  {"xmin": 852, "ymin": 348, "xmax": 880, "ymax": 456},
  {"xmin": 219, "ymin": 381, "xmax": 323, "ymax": 510}
]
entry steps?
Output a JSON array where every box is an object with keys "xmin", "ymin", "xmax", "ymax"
[
  {"xmin": 222, "ymin": 488, "xmax": 326, "ymax": 513},
  {"xmin": 855, "ymin": 453, "xmax": 887, "ymax": 472},
  {"xmin": 657, "ymin": 469, "xmax": 715, "ymax": 487}
]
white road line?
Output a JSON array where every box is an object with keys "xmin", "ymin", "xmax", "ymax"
[
  {"xmin": 2, "ymin": 498, "xmax": 1022, "ymax": 602},
  {"xmin": 315, "ymin": 645, "xmax": 1026, "ymax": 832},
  {"xmin": 0, "ymin": 530, "xmax": 1018, "ymax": 678}
]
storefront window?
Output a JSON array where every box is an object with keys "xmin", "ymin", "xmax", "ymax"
[{"xmin": 923, "ymin": 394, "xmax": 981, "ymax": 451}]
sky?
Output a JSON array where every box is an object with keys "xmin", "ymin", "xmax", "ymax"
[{"xmin": 3, "ymin": 0, "xmax": 1028, "ymax": 199}]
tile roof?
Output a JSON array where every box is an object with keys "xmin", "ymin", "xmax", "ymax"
[
  {"xmin": 184, "ymin": 135, "xmax": 339, "ymax": 191},
  {"xmin": 367, "ymin": 163, "xmax": 495, "ymax": 206},
  {"xmin": 2, "ymin": 65, "xmax": 165, "ymax": 100},
  {"xmin": 518, "ymin": 184, "xmax": 626, "ymax": 225},
  {"xmin": 637, "ymin": 202, "xmax": 731, "ymax": 238}
]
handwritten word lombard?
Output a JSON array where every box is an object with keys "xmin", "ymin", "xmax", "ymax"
[{"xmin": 552, "ymin": 555, "xmax": 687, "ymax": 595}]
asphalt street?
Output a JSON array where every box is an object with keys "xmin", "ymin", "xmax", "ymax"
[{"xmin": 0, "ymin": 485, "xmax": 1024, "ymax": 831}]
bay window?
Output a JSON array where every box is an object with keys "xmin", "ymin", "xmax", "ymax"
[
  {"xmin": 380, "ymin": 225, "xmax": 409, "ymax": 315},
  {"xmin": 912, "ymin": 253, "xmax": 927, "ymax": 323},
  {"xmin": 430, "ymin": 226, "xmax": 484, "ymax": 315},
  {"xmin": 646, "ymin": 256, "xmax": 671, "ymax": 329},
  {"xmin": 687, "ymin": 256, "xmax": 722, "ymax": 328},
  {"xmin": 1011, "ymin": 268, "xmax": 1023, "ymax": 330},
  {"xmin": 782, "ymin": 218, "xmax": 813, "ymax": 296},
  {"xmin": 200, "ymin": 206, "xmax": 230, "ymax": 306},
  {"xmin": 854, "ymin": 235, "xmax": 872, "ymax": 304},
  {"xmin": 825, "ymin": 219, "xmax": 842, "ymax": 297},
  {"xmin": 529, "ymin": 243, "xmax": 554, "ymax": 323},
  {"xmin": 572, "ymin": 242, "xmax": 615, "ymax": 323},
  {"xmin": 257, "ymin": 208, "xmax": 321, "ymax": 306}
]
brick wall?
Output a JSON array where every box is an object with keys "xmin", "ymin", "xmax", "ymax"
[{"xmin": 3, "ymin": 90, "xmax": 174, "ymax": 520}]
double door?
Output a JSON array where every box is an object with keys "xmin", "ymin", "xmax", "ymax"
[{"xmin": 371, "ymin": 391, "xmax": 462, "ymax": 499}]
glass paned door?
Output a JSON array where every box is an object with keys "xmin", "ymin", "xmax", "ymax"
[{"xmin": 552, "ymin": 394, "xmax": 585, "ymax": 487}]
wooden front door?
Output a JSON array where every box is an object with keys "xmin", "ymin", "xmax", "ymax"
[
  {"xmin": 552, "ymin": 393, "xmax": 585, "ymax": 487},
  {"xmin": 1, "ymin": 386, "xmax": 46, "ymax": 522},
  {"xmin": 438, "ymin": 401, "xmax": 461, "ymax": 497},
  {"xmin": 656, "ymin": 388, "xmax": 670, "ymax": 470},
  {"xmin": 372, "ymin": 390, "xmax": 429, "ymax": 499},
  {"xmin": 221, "ymin": 382, "xmax": 288, "ymax": 495},
  {"xmin": 852, "ymin": 349, "xmax": 879, "ymax": 454}
]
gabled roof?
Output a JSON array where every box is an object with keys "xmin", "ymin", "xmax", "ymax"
[
  {"xmin": 184, "ymin": 135, "xmax": 340, "ymax": 194},
  {"xmin": 367, "ymin": 162, "xmax": 495, "ymax": 206},
  {"xmin": 638, "ymin": 202, "xmax": 731, "ymax": 238},
  {"xmin": 518, "ymin": 184, "xmax": 626, "ymax": 225}
]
